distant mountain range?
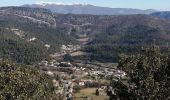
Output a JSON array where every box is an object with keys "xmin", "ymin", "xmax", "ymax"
[
  {"xmin": 23, "ymin": 4, "xmax": 157, "ymax": 15},
  {"xmin": 151, "ymin": 11, "xmax": 170, "ymax": 20}
]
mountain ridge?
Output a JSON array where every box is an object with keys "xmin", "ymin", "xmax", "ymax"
[
  {"xmin": 151, "ymin": 11, "xmax": 170, "ymax": 20},
  {"xmin": 23, "ymin": 4, "xmax": 157, "ymax": 15}
]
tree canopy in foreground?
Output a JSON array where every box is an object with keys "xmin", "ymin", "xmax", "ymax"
[
  {"xmin": 111, "ymin": 46, "xmax": 170, "ymax": 99},
  {"xmin": 0, "ymin": 59, "xmax": 57, "ymax": 100}
]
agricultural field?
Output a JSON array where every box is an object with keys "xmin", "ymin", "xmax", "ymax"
[{"xmin": 74, "ymin": 88, "xmax": 109, "ymax": 100}]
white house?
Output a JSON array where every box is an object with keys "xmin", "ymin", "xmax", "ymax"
[
  {"xmin": 47, "ymin": 71, "xmax": 54, "ymax": 76},
  {"xmin": 79, "ymin": 81, "xmax": 85, "ymax": 86}
]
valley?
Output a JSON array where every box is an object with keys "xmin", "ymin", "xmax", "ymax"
[
  {"xmin": 0, "ymin": 6, "xmax": 169, "ymax": 100},
  {"xmin": 1, "ymin": 7, "xmax": 170, "ymax": 64}
]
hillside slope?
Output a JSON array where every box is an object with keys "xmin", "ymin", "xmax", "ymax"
[
  {"xmin": 0, "ymin": 7, "xmax": 78, "ymax": 64},
  {"xmin": 54, "ymin": 14, "xmax": 170, "ymax": 62},
  {"xmin": 54, "ymin": 14, "xmax": 170, "ymax": 44}
]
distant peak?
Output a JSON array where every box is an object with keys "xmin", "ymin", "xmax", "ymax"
[
  {"xmin": 22, "ymin": 3, "xmax": 157, "ymax": 15},
  {"xmin": 35, "ymin": 2, "xmax": 91, "ymax": 6}
]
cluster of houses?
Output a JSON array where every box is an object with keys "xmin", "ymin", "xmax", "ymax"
[
  {"xmin": 39, "ymin": 60, "xmax": 72, "ymax": 68},
  {"xmin": 40, "ymin": 59, "xmax": 126, "ymax": 83},
  {"xmin": 61, "ymin": 45, "xmax": 81, "ymax": 52},
  {"xmin": 39, "ymin": 48, "xmax": 126, "ymax": 99},
  {"xmin": 41, "ymin": 59, "xmax": 126, "ymax": 99},
  {"xmin": 87, "ymin": 68, "xmax": 126, "ymax": 80},
  {"xmin": 50, "ymin": 44, "xmax": 81, "ymax": 60}
]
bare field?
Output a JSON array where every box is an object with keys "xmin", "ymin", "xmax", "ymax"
[{"xmin": 74, "ymin": 88, "xmax": 109, "ymax": 100}]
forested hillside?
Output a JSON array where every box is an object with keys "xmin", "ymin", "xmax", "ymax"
[
  {"xmin": 1, "ymin": 7, "xmax": 170, "ymax": 63},
  {"xmin": 54, "ymin": 14, "xmax": 170, "ymax": 62},
  {"xmin": 0, "ymin": 7, "xmax": 78, "ymax": 64},
  {"xmin": 0, "ymin": 28, "xmax": 48, "ymax": 64}
]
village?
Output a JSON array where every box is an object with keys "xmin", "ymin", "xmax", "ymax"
[{"xmin": 38, "ymin": 44, "xmax": 126, "ymax": 100}]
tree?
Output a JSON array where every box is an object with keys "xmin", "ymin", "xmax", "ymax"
[
  {"xmin": 96, "ymin": 89, "xmax": 99, "ymax": 96},
  {"xmin": 0, "ymin": 59, "xmax": 58, "ymax": 100},
  {"xmin": 64, "ymin": 54, "xmax": 73, "ymax": 61},
  {"xmin": 113, "ymin": 46, "xmax": 170, "ymax": 99}
]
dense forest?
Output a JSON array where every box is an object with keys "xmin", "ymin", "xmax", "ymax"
[
  {"xmin": 0, "ymin": 7, "xmax": 78, "ymax": 64},
  {"xmin": 107, "ymin": 46, "xmax": 170, "ymax": 99},
  {"xmin": 0, "ymin": 28, "xmax": 48, "ymax": 64},
  {"xmin": 84, "ymin": 25, "xmax": 170, "ymax": 62},
  {"xmin": 0, "ymin": 59, "xmax": 57, "ymax": 99}
]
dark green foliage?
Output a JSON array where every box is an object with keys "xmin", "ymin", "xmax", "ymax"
[
  {"xmin": 0, "ymin": 28, "xmax": 48, "ymax": 64},
  {"xmin": 95, "ymin": 89, "xmax": 99, "ymax": 96},
  {"xmin": 0, "ymin": 19, "xmax": 78, "ymax": 53},
  {"xmin": 0, "ymin": 59, "xmax": 57, "ymax": 100},
  {"xmin": 85, "ymin": 44, "xmax": 139, "ymax": 62},
  {"xmin": 63, "ymin": 54, "xmax": 73, "ymax": 61},
  {"xmin": 57, "ymin": 14, "xmax": 170, "ymax": 62},
  {"xmin": 85, "ymin": 25, "xmax": 170, "ymax": 62},
  {"xmin": 0, "ymin": 7, "xmax": 78, "ymax": 64},
  {"xmin": 114, "ymin": 46, "xmax": 170, "ymax": 99}
]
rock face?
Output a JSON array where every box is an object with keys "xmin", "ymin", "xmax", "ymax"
[{"xmin": 23, "ymin": 4, "xmax": 156, "ymax": 15}]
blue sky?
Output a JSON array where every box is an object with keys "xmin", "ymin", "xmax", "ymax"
[{"xmin": 0, "ymin": 0, "xmax": 169, "ymax": 11}]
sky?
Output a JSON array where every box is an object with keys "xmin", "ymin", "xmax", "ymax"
[{"xmin": 0, "ymin": 0, "xmax": 170, "ymax": 11}]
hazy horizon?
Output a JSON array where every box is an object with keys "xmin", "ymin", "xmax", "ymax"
[{"xmin": 0, "ymin": 0, "xmax": 169, "ymax": 11}]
